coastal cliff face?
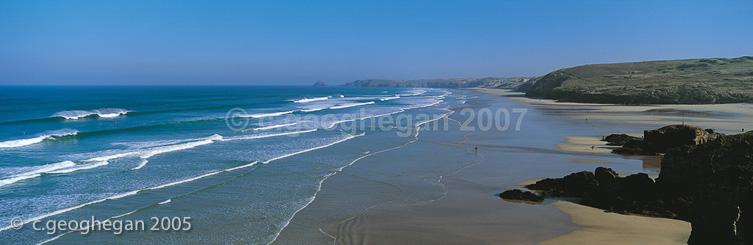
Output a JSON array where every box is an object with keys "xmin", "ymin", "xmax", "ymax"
[
  {"xmin": 526, "ymin": 56, "xmax": 753, "ymax": 104},
  {"xmin": 504, "ymin": 126, "xmax": 753, "ymax": 244},
  {"xmin": 341, "ymin": 76, "xmax": 541, "ymax": 91},
  {"xmin": 660, "ymin": 131, "xmax": 753, "ymax": 244}
]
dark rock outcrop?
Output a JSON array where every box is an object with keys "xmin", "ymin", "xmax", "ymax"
[
  {"xmin": 613, "ymin": 124, "xmax": 722, "ymax": 155},
  {"xmin": 313, "ymin": 80, "xmax": 329, "ymax": 87},
  {"xmin": 688, "ymin": 166, "xmax": 753, "ymax": 245},
  {"xmin": 603, "ymin": 134, "xmax": 637, "ymax": 146},
  {"xmin": 499, "ymin": 189, "xmax": 544, "ymax": 203},
  {"xmin": 660, "ymin": 131, "xmax": 753, "ymax": 244},
  {"xmin": 524, "ymin": 167, "xmax": 691, "ymax": 220},
  {"xmin": 504, "ymin": 130, "xmax": 753, "ymax": 244}
]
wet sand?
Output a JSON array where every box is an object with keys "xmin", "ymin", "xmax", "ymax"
[
  {"xmin": 276, "ymin": 87, "xmax": 747, "ymax": 244},
  {"xmin": 348, "ymin": 88, "xmax": 703, "ymax": 244}
]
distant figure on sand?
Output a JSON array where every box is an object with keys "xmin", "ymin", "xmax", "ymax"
[{"xmin": 474, "ymin": 147, "xmax": 478, "ymax": 154}]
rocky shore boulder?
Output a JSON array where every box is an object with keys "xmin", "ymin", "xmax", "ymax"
[
  {"xmin": 499, "ymin": 189, "xmax": 544, "ymax": 203},
  {"xmin": 521, "ymin": 167, "xmax": 692, "ymax": 220},
  {"xmin": 613, "ymin": 125, "xmax": 722, "ymax": 155},
  {"xmin": 602, "ymin": 134, "xmax": 637, "ymax": 146}
]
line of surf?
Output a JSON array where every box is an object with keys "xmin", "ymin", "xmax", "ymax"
[
  {"xmin": 291, "ymin": 96, "xmax": 331, "ymax": 103},
  {"xmin": 0, "ymin": 129, "xmax": 79, "ymax": 148},
  {"xmin": 51, "ymin": 108, "xmax": 130, "ymax": 120}
]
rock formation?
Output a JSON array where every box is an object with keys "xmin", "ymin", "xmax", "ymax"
[
  {"xmin": 502, "ymin": 127, "xmax": 753, "ymax": 244},
  {"xmin": 313, "ymin": 80, "xmax": 329, "ymax": 87},
  {"xmin": 613, "ymin": 125, "xmax": 722, "ymax": 155},
  {"xmin": 602, "ymin": 134, "xmax": 637, "ymax": 146}
]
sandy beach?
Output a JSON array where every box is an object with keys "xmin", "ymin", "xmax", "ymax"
[
  {"xmin": 543, "ymin": 201, "xmax": 691, "ymax": 245},
  {"xmin": 273, "ymin": 87, "xmax": 725, "ymax": 244}
]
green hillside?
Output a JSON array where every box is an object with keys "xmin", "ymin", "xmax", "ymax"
[{"xmin": 526, "ymin": 56, "xmax": 753, "ymax": 104}]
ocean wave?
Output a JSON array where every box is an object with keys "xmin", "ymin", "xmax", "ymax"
[
  {"xmin": 51, "ymin": 108, "xmax": 130, "ymax": 120},
  {"xmin": 239, "ymin": 110, "xmax": 296, "ymax": 118},
  {"xmin": 48, "ymin": 161, "xmax": 109, "ymax": 174},
  {"xmin": 0, "ymin": 131, "xmax": 358, "ymax": 233},
  {"xmin": 329, "ymin": 101, "xmax": 375, "ymax": 110},
  {"xmin": 262, "ymin": 133, "xmax": 363, "ymax": 163},
  {"xmin": 131, "ymin": 159, "xmax": 148, "ymax": 170},
  {"xmin": 291, "ymin": 96, "xmax": 330, "ymax": 103},
  {"xmin": 324, "ymin": 110, "xmax": 404, "ymax": 129},
  {"xmin": 300, "ymin": 107, "xmax": 329, "ymax": 112},
  {"xmin": 0, "ymin": 129, "xmax": 79, "ymax": 148},
  {"xmin": 0, "ymin": 161, "xmax": 76, "ymax": 187},
  {"xmin": 222, "ymin": 129, "xmax": 318, "ymax": 141},
  {"xmin": 398, "ymin": 89, "xmax": 427, "ymax": 96},
  {"xmin": 0, "ymin": 190, "xmax": 140, "ymax": 232},
  {"xmin": 50, "ymin": 131, "xmax": 313, "ymax": 174},
  {"xmin": 49, "ymin": 134, "xmax": 224, "ymax": 174},
  {"xmin": 139, "ymin": 135, "xmax": 220, "ymax": 158},
  {"xmin": 379, "ymin": 96, "xmax": 400, "ymax": 101},
  {"xmin": 253, "ymin": 122, "xmax": 298, "ymax": 131}
]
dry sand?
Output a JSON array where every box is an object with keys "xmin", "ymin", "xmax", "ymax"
[
  {"xmin": 472, "ymin": 88, "xmax": 753, "ymax": 134},
  {"xmin": 542, "ymin": 201, "xmax": 691, "ymax": 245}
]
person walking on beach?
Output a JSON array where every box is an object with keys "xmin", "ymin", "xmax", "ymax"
[{"xmin": 474, "ymin": 147, "xmax": 478, "ymax": 155}]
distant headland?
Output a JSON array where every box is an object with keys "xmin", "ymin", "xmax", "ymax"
[{"xmin": 341, "ymin": 56, "xmax": 753, "ymax": 105}]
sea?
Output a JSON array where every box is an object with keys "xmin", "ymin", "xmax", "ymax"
[{"xmin": 0, "ymin": 86, "xmax": 465, "ymax": 244}]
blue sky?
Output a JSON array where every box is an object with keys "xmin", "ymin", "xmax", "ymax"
[{"xmin": 1, "ymin": 0, "xmax": 751, "ymax": 85}]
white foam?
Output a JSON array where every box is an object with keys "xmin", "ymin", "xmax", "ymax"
[
  {"xmin": 292, "ymin": 96, "xmax": 330, "ymax": 103},
  {"xmin": 399, "ymin": 89, "xmax": 427, "ymax": 96},
  {"xmin": 0, "ymin": 129, "xmax": 79, "ymax": 148},
  {"xmin": 48, "ymin": 161, "xmax": 109, "ymax": 174},
  {"xmin": 262, "ymin": 133, "xmax": 362, "ymax": 163},
  {"xmin": 324, "ymin": 110, "xmax": 404, "ymax": 129},
  {"xmin": 379, "ymin": 96, "xmax": 400, "ymax": 101},
  {"xmin": 3, "ymin": 130, "xmax": 358, "ymax": 234},
  {"xmin": 239, "ymin": 110, "xmax": 296, "ymax": 118},
  {"xmin": 254, "ymin": 122, "xmax": 298, "ymax": 131},
  {"xmin": 329, "ymin": 101, "xmax": 375, "ymax": 110},
  {"xmin": 158, "ymin": 199, "xmax": 171, "ymax": 205},
  {"xmin": 0, "ymin": 190, "xmax": 140, "ymax": 232},
  {"xmin": 131, "ymin": 159, "xmax": 148, "ymax": 170},
  {"xmin": 51, "ymin": 108, "xmax": 129, "ymax": 120},
  {"xmin": 147, "ymin": 161, "xmax": 260, "ymax": 191},
  {"xmin": 300, "ymin": 107, "xmax": 328, "ymax": 113},
  {"xmin": 50, "ymin": 132, "xmax": 301, "ymax": 175},
  {"xmin": 222, "ymin": 129, "xmax": 317, "ymax": 141},
  {"xmin": 0, "ymin": 161, "xmax": 76, "ymax": 187},
  {"xmin": 140, "ymin": 137, "xmax": 217, "ymax": 158}
]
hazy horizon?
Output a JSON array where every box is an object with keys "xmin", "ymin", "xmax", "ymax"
[{"xmin": 1, "ymin": 0, "xmax": 752, "ymax": 85}]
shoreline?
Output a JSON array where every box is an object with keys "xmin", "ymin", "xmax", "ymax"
[
  {"xmin": 276, "ymin": 87, "xmax": 751, "ymax": 244},
  {"xmin": 348, "ymin": 87, "xmax": 702, "ymax": 244}
]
